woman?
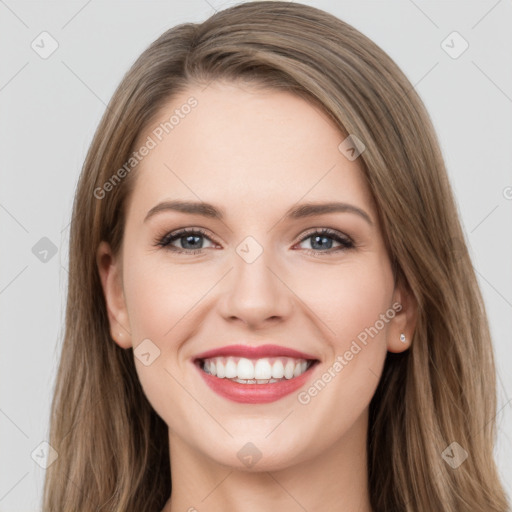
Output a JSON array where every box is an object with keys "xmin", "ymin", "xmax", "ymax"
[{"xmin": 42, "ymin": 2, "xmax": 510, "ymax": 511}]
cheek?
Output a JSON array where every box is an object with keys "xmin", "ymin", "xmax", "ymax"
[
  {"xmin": 122, "ymin": 251, "xmax": 213, "ymax": 342},
  {"xmin": 121, "ymin": 252, "xmax": 205, "ymax": 415},
  {"xmin": 289, "ymin": 277, "xmax": 392, "ymax": 458},
  {"xmin": 290, "ymin": 253, "xmax": 394, "ymax": 346},
  {"xmin": 292, "ymin": 255, "xmax": 393, "ymax": 407}
]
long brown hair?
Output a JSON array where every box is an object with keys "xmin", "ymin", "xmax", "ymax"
[{"xmin": 42, "ymin": 2, "xmax": 510, "ymax": 510}]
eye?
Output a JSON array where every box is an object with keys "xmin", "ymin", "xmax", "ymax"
[
  {"xmin": 155, "ymin": 227, "xmax": 217, "ymax": 254},
  {"xmin": 154, "ymin": 227, "xmax": 354, "ymax": 256},
  {"xmin": 295, "ymin": 228, "xmax": 354, "ymax": 256}
]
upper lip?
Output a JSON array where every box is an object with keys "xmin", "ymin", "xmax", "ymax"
[{"xmin": 193, "ymin": 344, "xmax": 319, "ymax": 361}]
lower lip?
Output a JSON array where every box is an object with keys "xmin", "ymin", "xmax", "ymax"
[{"xmin": 194, "ymin": 361, "xmax": 318, "ymax": 404}]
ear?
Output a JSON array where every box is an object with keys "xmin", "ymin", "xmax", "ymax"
[
  {"xmin": 386, "ymin": 276, "xmax": 418, "ymax": 353},
  {"xmin": 96, "ymin": 241, "xmax": 132, "ymax": 349}
]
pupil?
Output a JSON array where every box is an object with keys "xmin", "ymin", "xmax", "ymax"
[
  {"xmin": 179, "ymin": 234, "xmax": 333, "ymax": 251},
  {"xmin": 183, "ymin": 235, "xmax": 201, "ymax": 249},
  {"xmin": 312, "ymin": 235, "xmax": 332, "ymax": 250}
]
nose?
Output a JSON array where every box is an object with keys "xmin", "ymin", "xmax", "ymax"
[{"xmin": 217, "ymin": 245, "xmax": 294, "ymax": 329}]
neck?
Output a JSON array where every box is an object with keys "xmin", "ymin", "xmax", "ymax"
[{"xmin": 162, "ymin": 408, "xmax": 373, "ymax": 512}]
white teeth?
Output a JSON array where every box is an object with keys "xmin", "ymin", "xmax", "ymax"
[
  {"xmin": 237, "ymin": 358, "xmax": 254, "ymax": 379},
  {"xmin": 201, "ymin": 356, "xmax": 312, "ymax": 382},
  {"xmin": 271, "ymin": 360, "xmax": 284, "ymax": 379},
  {"xmin": 216, "ymin": 360, "xmax": 225, "ymax": 378},
  {"xmin": 284, "ymin": 359, "xmax": 295, "ymax": 379},
  {"xmin": 254, "ymin": 359, "xmax": 272, "ymax": 380},
  {"xmin": 224, "ymin": 358, "xmax": 237, "ymax": 378},
  {"xmin": 293, "ymin": 360, "xmax": 309, "ymax": 378}
]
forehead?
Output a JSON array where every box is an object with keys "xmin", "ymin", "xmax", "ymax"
[{"xmin": 128, "ymin": 81, "xmax": 376, "ymax": 222}]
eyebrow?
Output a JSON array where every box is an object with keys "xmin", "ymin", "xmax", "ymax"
[{"xmin": 144, "ymin": 200, "xmax": 373, "ymax": 226}]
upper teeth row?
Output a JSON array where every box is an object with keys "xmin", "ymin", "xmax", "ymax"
[{"xmin": 203, "ymin": 357, "xmax": 309, "ymax": 380}]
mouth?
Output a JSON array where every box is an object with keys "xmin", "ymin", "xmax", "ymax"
[
  {"xmin": 192, "ymin": 345, "xmax": 320, "ymax": 403},
  {"xmin": 195, "ymin": 356, "xmax": 318, "ymax": 384}
]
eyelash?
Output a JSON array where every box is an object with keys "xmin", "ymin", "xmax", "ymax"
[{"xmin": 154, "ymin": 227, "xmax": 355, "ymax": 256}]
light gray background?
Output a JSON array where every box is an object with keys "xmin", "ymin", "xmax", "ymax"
[{"xmin": 1, "ymin": 1, "xmax": 511, "ymax": 510}]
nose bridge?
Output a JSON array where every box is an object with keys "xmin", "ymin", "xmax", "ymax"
[
  {"xmin": 234, "ymin": 235, "xmax": 273, "ymax": 290},
  {"xmin": 233, "ymin": 233, "xmax": 280, "ymax": 299},
  {"xmin": 218, "ymin": 234, "xmax": 292, "ymax": 325}
]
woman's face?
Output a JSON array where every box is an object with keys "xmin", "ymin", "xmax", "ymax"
[{"xmin": 98, "ymin": 80, "xmax": 415, "ymax": 472}]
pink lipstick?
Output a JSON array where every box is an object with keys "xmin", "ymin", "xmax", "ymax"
[{"xmin": 193, "ymin": 344, "xmax": 320, "ymax": 404}]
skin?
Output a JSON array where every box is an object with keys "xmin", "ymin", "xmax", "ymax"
[{"xmin": 97, "ymin": 81, "xmax": 417, "ymax": 512}]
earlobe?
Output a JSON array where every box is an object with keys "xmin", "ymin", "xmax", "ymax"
[
  {"xmin": 387, "ymin": 279, "xmax": 418, "ymax": 354},
  {"xmin": 96, "ymin": 241, "xmax": 132, "ymax": 349}
]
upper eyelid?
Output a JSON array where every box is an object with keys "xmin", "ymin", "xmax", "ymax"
[{"xmin": 160, "ymin": 226, "xmax": 353, "ymax": 247}]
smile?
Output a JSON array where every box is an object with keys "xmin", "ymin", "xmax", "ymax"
[
  {"xmin": 192, "ymin": 344, "xmax": 320, "ymax": 404},
  {"xmin": 200, "ymin": 356, "xmax": 314, "ymax": 383}
]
